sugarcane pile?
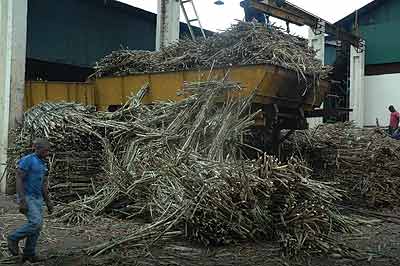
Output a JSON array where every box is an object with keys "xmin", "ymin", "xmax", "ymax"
[
  {"xmin": 283, "ymin": 123, "xmax": 400, "ymax": 208},
  {"xmin": 6, "ymin": 102, "xmax": 105, "ymax": 202},
  {"xmin": 92, "ymin": 22, "xmax": 331, "ymax": 81},
  {"xmin": 81, "ymin": 156, "xmax": 355, "ymax": 258},
  {"xmin": 53, "ymin": 81, "xmax": 356, "ymax": 258}
]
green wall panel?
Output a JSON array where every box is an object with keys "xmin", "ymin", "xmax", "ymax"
[
  {"xmin": 333, "ymin": 0, "xmax": 400, "ymax": 66},
  {"xmin": 27, "ymin": 0, "xmax": 156, "ymax": 67},
  {"xmin": 325, "ymin": 44, "xmax": 337, "ymax": 65},
  {"xmin": 359, "ymin": 0, "xmax": 400, "ymax": 25},
  {"xmin": 27, "ymin": 0, "xmax": 208, "ymax": 68},
  {"xmin": 361, "ymin": 22, "xmax": 400, "ymax": 65}
]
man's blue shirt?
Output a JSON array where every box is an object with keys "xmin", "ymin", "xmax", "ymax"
[{"xmin": 18, "ymin": 153, "xmax": 48, "ymax": 197}]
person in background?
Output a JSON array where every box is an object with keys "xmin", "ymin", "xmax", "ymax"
[
  {"xmin": 240, "ymin": 0, "xmax": 268, "ymax": 24},
  {"xmin": 7, "ymin": 138, "xmax": 53, "ymax": 263},
  {"xmin": 388, "ymin": 105, "xmax": 400, "ymax": 135}
]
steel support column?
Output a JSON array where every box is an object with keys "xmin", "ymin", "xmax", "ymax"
[
  {"xmin": 349, "ymin": 42, "xmax": 366, "ymax": 127},
  {"xmin": 156, "ymin": 0, "xmax": 180, "ymax": 51},
  {"xmin": 307, "ymin": 22, "xmax": 325, "ymax": 128},
  {"xmin": 0, "ymin": 0, "xmax": 27, "ymax": 193}
]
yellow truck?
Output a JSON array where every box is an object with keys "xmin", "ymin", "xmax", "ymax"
[
  {"xmin": 25, "ymin": 64, "xmax": 328, "ymax": 111},
  {"xmin": 25, "ymin": 63, "xmax": 329, "ymax": 153}
]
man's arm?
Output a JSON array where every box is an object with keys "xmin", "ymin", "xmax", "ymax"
[
  {"xmin": 43, "ymin": 175, "xmax": 53, "ymax": 214},
  {"xmin": 16, "ymin": 169, "xmax": 28, "ymax": 214},
  {"xmin": 16, "ymin": 169, "xmax": 25, "ymax": 198}
]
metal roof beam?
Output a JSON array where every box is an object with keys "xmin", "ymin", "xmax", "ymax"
[{"xmin": 249, "ymin": 0, "xmax": 363, "ymax": 48}]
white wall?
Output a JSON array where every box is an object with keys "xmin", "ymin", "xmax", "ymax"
[{"xmin": 364, "ymin": 73, "xmax": 400, "ymax": 127}]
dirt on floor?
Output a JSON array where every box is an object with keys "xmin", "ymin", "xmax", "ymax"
[{"xmin": 1, "ymin": 195, "xmax": 400, "ymax": 266}]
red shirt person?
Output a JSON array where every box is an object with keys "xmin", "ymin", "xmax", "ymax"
[{"xmin": 388, "ymin": 105, "xmax": 400, "ymax": 135}]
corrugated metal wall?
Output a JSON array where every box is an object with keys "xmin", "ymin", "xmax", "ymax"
[
  {"xmin": 334, "ymin": 0, "xmax": 400, "ymax": 66},
  {"xmin": 324, "ymin": 44, "xmax": 337, "ymax": 65},
  {"xmin": 359, "ymin": 0, "xmax": 400, "ymax": 65},
  {"xmin": 27, "ymin": 0, "xmax": 157, "ymax": 68},
  {"xmin": 361, "ymin": 23, "xmax": 400, "ymax": 65},
  {"xmin": 26, "ymin": 0, "xmax": 209, "ymax": 69}
]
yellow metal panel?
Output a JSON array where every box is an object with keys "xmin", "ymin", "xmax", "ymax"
[
  {"xmin": 24, "ymin": 81, "xmax": 32, "ymax": 110},
  {"xmin": 30, "ymin": 82, "xmax": 47, "ymax": 107},
  {"xmin": 94, "ymin": 69, "xmax": 228, "ymax": 108},
  {"xmin": 78, "ymin": 83, "xmax": 86, "ymax": 103},
  {"xmin": 89, "ymin": 83, "xmax": 96, "ymax": 106},
  {"xmin": 46, "ymin": 83, "xmax": 69, "ymax": 102},
  {"xmin": 226, "ymin": 65, "xmax": 266, "ymax": 97},
  {"xmin": 24, "ymin": 81, "xmax": 96, "ymax": 110},
  {"xmin": 93, "ymin": 65, "xmax": 328, "ymax": 108},
  {"xmin": 122, "ymin": 75, "xmax": 150, "ymax": 103},
  {"xmin": 95, "ymin": 77, "xmax": 124, "ymax": 107},
  {"xmin": 25, "ymin": 64, "xmax": 328, "ymax": 114},
  {"xmin": 258, "ymin": 65, "xmax": 290, "ymax": 99},
  {"xmin": 76, "ymin": 83, "xmax": 85, "ymax": 104},
  {"xmin": 182, "ymin": 69, "xmax": 228, "ymax": 101},
  {"xmin": 183, "ymin": 70, "xmax": 204, "ymax": 82},
  {"xmin": 81, "ymin": 83, "xmax": 96, "ymax": 106},
  {"xmin": 67, "ymin": 83, "xmax": 77, "ymax": 102},
  {"xmin": 149, "ymin": 72, "xmax": 184, "ymax": 102},
  {"xmin": 183, "ymin": 69, "xmax": 225, "ymax": 83}
]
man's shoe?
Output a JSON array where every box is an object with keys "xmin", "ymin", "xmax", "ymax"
[
  {"xmin": 22, "ymin": 255, "xmax": 45, "ymax": 263},
  {"xmin": 7, "ymin": 238, "xmax": 19, "ymax": 256}
]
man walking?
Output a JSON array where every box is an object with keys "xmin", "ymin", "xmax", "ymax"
[
  {"xmin": 388, "ymin": 105, "xmax": 400, "ymax": 135},
  {"xmin": 7, "ymin": 138, "xmax": 53, "ymax": 263}
]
